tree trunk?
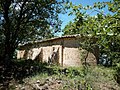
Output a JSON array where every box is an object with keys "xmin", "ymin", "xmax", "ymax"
[{"xmin": 3, "ymin": 46, "xmax": 15, "ymax": 67}]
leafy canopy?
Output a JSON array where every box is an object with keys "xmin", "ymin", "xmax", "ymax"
[
  {"xmin": 63, "ymin": 0, "xmax": 120, "ymax": 66},
  {"xmin": 0, "ymin": 0, "xmax": 68, "ymax": 62}
]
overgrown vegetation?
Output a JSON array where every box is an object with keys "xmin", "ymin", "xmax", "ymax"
[
  {"xmin": 64, "ymin": 0, "xmax": 120, "ymax": 66},
  {"xmin": 0, "ymin": 0, "xmax": 120, "ymax": 89},
  {"xmin": 0, "ymin": 0, "xmax": 68, "ymax": 66},
  {"xmin": 1, "ymin": 60, "xmax": 119, "ymax": 90},
  {"xmin": 63, "ymin": 0, "xmax": 120, "ymax": 86}
]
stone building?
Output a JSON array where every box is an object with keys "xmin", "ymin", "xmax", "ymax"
[{"xmin": 17, "ymin": 35, "xmax": 99, "ymax": 67}]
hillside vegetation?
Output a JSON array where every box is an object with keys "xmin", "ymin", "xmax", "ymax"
[{"xmin": 1, "ymin": 60, "xmax": 119, "ymax": 90}]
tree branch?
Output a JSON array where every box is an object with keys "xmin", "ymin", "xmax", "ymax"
[{"xmin": 88, "ymin": 9, "xmax": 106, "ymax": 17}]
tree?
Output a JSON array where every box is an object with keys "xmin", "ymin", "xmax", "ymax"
[
  {"xmin": 63, "ymin": 0, "xmax": 120, "ymax": 66},
  {"xmin": 0, "ymin": 0, "xmax": 68, "ymax": 66}
]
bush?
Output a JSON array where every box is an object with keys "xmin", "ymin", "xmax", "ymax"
[{"xmin": 114, "ymin": 63, "xmax": 120, "ymax": 84}]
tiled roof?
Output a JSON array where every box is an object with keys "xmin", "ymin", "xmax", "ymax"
[{"xmin": 18, "ymin": 34, "xmax": 81, "ymax": 46}]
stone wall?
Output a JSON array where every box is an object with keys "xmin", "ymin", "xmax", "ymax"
[
  {"xmin": 63, "ymin": 47, "xmax": 81, "ymax": 67},
  {"xmin": 17, "ymin": 36, "xmax": 99, "ymax": 67},
  {"xmin": 17, "ymin": 50, "xmax": 25, "ymax": 59}
]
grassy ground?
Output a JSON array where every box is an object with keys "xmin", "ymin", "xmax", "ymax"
[{"xmin": 0, "ymin": 60, "xmax": 120, "ymax": 90}]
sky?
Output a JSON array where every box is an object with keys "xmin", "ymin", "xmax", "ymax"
[{"xmin": 59, "ymin": 0, "xmax": 112, "ymax": 35}]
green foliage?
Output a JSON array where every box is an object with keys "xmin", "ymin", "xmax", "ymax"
[
  {"xmin": 0, "ymin": 0, "xmax": 68, "ymax": 64},
  {"xmin": 1, "ymin": 60, "xmax": 119, "ymax": 90},
  {"xmin": 63, "ymin": 0, "xmax": 120, "ymax": 66},
  {"xmin": 0, "ymin": 0, "xmax": 67, "ymax": 41},
  {"xmin": 9, "ymin": 65, "xmax": 119, "ymax": 90},
  {"xmin": 63, "ymin": 0, "xmax": 120, "ymax": 85},
  {"xmin": 114, "ymin": 63, "xmax": 120, "ymax": 84}
]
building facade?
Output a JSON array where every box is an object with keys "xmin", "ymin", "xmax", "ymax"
[{"xmin": 17, "ymin": 35, "xmax": 99, "ymax": 67}]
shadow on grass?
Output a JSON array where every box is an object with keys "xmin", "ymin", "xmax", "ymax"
[{"xmin": 0, "ymin": 59, "xmax": 56, "ymax": 89}]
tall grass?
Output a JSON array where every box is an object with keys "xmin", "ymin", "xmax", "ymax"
[
  {"xmin": 21, "ymin": 65, "xmax": 120, "ymax": 90},
  {"xmin": 2, "ymin": 59, "xmax": 119, "ymax": 90}
]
